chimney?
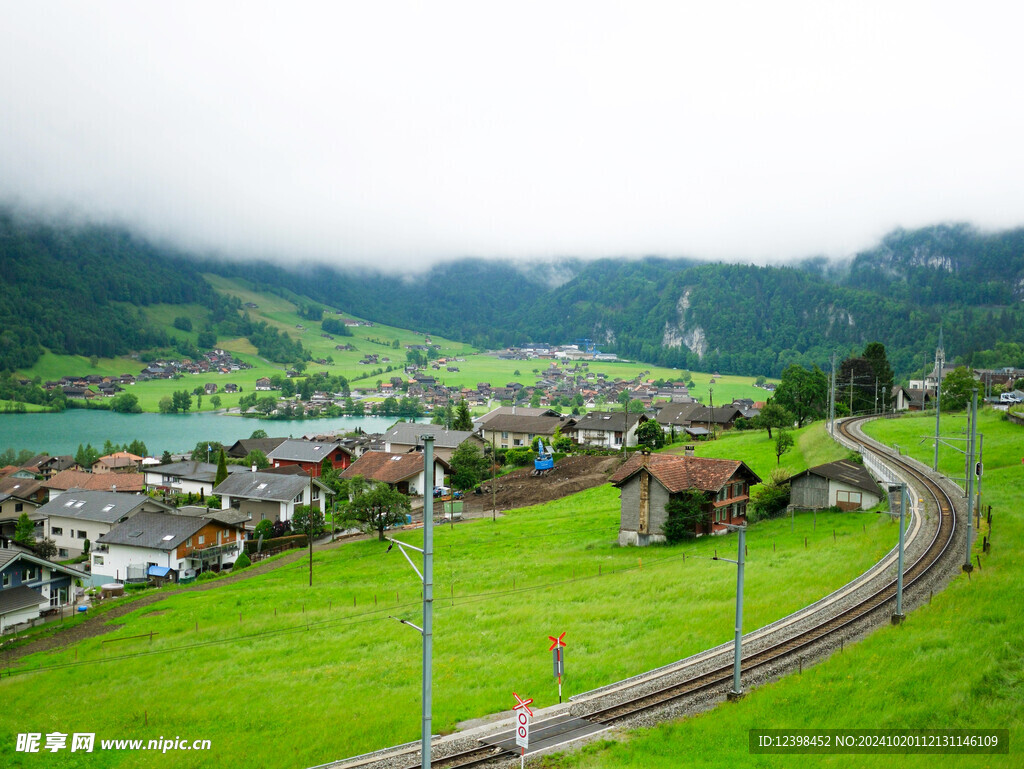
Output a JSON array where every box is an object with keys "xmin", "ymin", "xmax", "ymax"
[
  {"xmin": 252, "ymin": 464, "xmax": 257, "ymax": 472},
  {"xmin": 112, "ymin": 484, "xmax": 116, "ymax": 493},
  {"xmin": 685, "ymin": 445, "xmax": 695, "ymax": 457}
]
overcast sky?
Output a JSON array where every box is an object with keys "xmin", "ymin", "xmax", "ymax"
[{"xmin": 2, "ymin": 2, "xmax": 1022, "ymax": 270}]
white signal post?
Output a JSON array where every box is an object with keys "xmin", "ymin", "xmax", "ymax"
[{"xmin": 513, "ymin": 691, "xmax": 534, "ymax": 769}]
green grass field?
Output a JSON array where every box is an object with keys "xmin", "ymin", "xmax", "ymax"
[
  {"xmin": 535, "ymin": 409, "xmax": 1023, "ymax": 769},
  {"xmin": 1, "ymin": 448, "xmax": 896, "ymax": 768}
]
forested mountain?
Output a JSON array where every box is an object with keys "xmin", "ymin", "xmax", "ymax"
[
  {"xmin": 0, "ymin": 210, "xmax": 220, "ymax": 370},
  {"xmin": 2, "ymin": 207, "xmax": 1023, "ymax": 379}
]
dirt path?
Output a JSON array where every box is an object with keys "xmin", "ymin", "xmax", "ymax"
[
  {"xmin": 2, "ymin": 548, "xmax": 307, "ymax": 664},
  {"xmin": 463, "ymin": 454, "xmax": 624, "ymax": 512}
]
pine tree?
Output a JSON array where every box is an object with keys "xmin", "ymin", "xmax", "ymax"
[
  {"xmin": 215, "ymin": 448, "xmax": 229, "ymax": 486},
  {"xmin": 453, "ymin": 400, "xmax": 473, "ymax": 431}
]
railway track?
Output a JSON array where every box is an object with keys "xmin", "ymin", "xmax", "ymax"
[
  {"xmin": 382, "ymin": 416, "xmax": 962, "ymax": 769},
  {"xmin": 586, "ymin": 415, "xmax": 959, "ymax": 725}
]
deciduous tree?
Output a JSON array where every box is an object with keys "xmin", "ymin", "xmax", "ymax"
[
  {"xmin": 635, "ymin": 419, "xmax": 665, "ymax": 449},
  {"xmin": 773, "ymin": 364, "xmax": 828, "ymax": 428},
  {"xmin": 346, "ymin": 483, "xmax": 411, "ymax": 541}
]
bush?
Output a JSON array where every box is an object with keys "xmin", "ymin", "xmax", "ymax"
[
  {"xmin": 663, "ymin": 490, "xmax": 707, "ymax": 543},
  {"xmin": 195, "ymin": 571, "xmax": 220, "ymax": 582},
  {"xmin": 232, "ymin": 552, "xmax": 251, "ymax": 571},
  {"xmin": 505, "ymin": 447, "xmax": 536, "ymax": 467},
  {"xmin": 244, "ymin": 533, "xmax": 308, "ymax": 554},
  {"xmin": 124, "ymin": 582, "xmax": 151, "ymax": 591},
  {"xmin": 749, "ymin": 469, "xmax": 791, "ymax": 522},
  {"xmin": 254, "ymin": 519, "xmax": 274, "ymax": 541}
]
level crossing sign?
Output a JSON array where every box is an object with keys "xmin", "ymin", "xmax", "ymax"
[
  {"xmin": 548, "ymin": 632, "xmax": 567, "ymax": 701},
  {"xmin": 513, "ymin": 691, "xmax": 533, "ymax": 750}
]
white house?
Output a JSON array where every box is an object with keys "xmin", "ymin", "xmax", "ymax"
[
  {"xmin": 144, "ymin": 461, "xmax": 248, "ymax": 498},
  {"xmin": 0, "ymin": 548, "xmax": 89, "ymax": 632},
  {"xmin": 338, "ymin": 452, "xmax": 448, "ymax": 496},
  {"xmin": 566, "ymin": 411, "xmax": 646, "ymax": 450},
  {"xmin": 35, "ymin": 491, "xmax": 174, "ymax": 560},
  {"xmin": 92, "ymin": 511, "xmax": 246, "ymax": 583}
]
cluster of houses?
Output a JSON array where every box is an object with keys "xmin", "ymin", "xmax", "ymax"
[
  {"xmin": 33, "ymin": 350, "xmax": 252, "ymax": 401},
  {"xmin": 495, "ymin": 343, "xmax": 620, "ymax": 362}
]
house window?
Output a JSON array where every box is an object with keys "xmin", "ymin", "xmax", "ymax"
[
  {"xmin": 312, "ymin": 487, "xmax": 320, "ymax": 500},
  {"xmin": 2, "ymin": 573, "xmax": 9, "ymax": 587},
  {"xmin": 501, "ymin": 432, "xmax": 508, "ymax": 439},
  {"xmin": 58, "ymin": 548, "xmax": 69, "ymax": 558},
  {"xmin": 94, "ymin": 556, "xmax": 104, "ymax": 566},
  {"xmin": 51, "ymin": 526, "xmax": 63, "ymax": 536},
  {"xmin": 78, "ymin": 531, "xmax": 87, "ymax": 539},
  {"xmin": 22, "ymin": 567, "xmax": 37, "ymax": 581},
  {"xmin": 198, "ymin": 535, "xmax": 205, "ymax": 545},
  {"xmin": 14, "ymin": 502, "xmax": 22, "ymax": 512},
  {"xmin": 187, "ymin": 538, "xmax": 192, "ymax": 547}
]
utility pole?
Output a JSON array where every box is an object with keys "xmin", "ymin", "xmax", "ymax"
[
  {"xmin": 849, "ymin": 368, "xmax": 854, "ymax": 414},
  {"xmin": 491, "ymin": 434, "xmax": 497, "ymax": 522},
  {"xmin": 307, "ymin": 465, "xmax": 315, "ymax": 586},
  {"xmin": 421, "ymin": 435, "xmax": 434, "ymax": 769},
  {"xmin": 829, "ymin": 352, "xmax": 836, "ymax": 435},
  {"xmin": 933, "ymin": 327, "xmax": 944, "ymax": 471},
  {"xmin": 892, "ymin": 483, "xmax": 907, "ymax": 624},
  {"xmin": 715, "ymin": 524, "xmax": 746, "ymax": 700},
  {"xmin": 708, "ymin": 387, "xmax": 714, "ymax": 440},
  {"xmin": 964, "ymin": 389, "xmax": 977, "ymax": 573}
]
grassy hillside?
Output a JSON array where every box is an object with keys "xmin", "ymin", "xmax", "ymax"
[
  {"xmin": 1, "ymin": 458, "xmax": 896, "ymax": 767},
  {"xmin": 537, "ymin": 410, "xmax": 1022, "ymax": 768},
  {"xmin": 13, "ymin": 274, "xmax": 773, "ymax": 413},
  {"xmin": 681, "ymin": 421, "xmax": 849, "ymax": 482}
]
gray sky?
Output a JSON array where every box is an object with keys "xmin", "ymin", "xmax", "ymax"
[{"xmin": 2, "ymin": 2, "xmax": 1022, "ymax": 270}]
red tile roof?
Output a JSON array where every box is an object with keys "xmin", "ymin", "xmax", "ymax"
[
  {"xmin": 43, "ymin": 470, "xmax": 146, "ymax": 493},
  {"xmin": 610, "ymin": 452, "xmax": 761, "ymax": 493},
  {"xmin": 340, "ymin": 452, "xmax": 448, "ymax": 485}
]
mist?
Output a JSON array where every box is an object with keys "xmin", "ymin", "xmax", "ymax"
[{"xmin": 2, "ymin": 2, "xmax": 1023, "ymax": 271}]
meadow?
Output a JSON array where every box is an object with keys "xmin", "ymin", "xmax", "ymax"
[
  {"xmin": 2, "ymin": 425, "xmax": 893, "ymax": 769},
  {"xmin": 537, "ymin": 409, "xmax": 1023, "ymax": 769}
]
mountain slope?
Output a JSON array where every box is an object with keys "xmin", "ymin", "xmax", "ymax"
[{"xmin": 3, "ymin": 206, "xmax": 1023, "ymax": 379}]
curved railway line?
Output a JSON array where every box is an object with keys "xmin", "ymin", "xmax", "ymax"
[{"xmin": 357, "ymin": 416, "xmax": 964, "ymax": 769}]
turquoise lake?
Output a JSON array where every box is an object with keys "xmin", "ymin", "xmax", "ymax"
[{"xmin": 0, "ymin": 410, "xmax": 417, "ymax": 456}]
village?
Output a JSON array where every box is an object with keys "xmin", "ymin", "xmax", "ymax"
[{"xmin": 1, "ymin": 370, "xmax": 953, "ymax": 635}]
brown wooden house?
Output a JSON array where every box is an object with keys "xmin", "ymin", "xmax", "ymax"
[{"xmin": 610, "ymin": 452, "xmax": 761, "ymax": 546}]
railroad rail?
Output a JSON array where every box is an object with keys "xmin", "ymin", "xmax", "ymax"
[
  {"xmin": 374, "ymin": 416, "xmax": 963, "ymax": 769},
  {"xmin": 584, "ymin": 415, "xmax": 959, "ymax": 725}
]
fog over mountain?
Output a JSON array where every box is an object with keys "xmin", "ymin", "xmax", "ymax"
[{"xmin": 3, "ymin": 3, "xmax": 1023, "ymax": 271}]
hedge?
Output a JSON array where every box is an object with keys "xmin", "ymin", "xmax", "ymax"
[{"xmin": 244, "ymin": 533, "xmax": 308, "ymax": 554}]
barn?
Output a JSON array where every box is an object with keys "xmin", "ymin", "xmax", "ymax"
[{"xmin": 788, "ymin": 459, "xmax": 881, "ymax": 511}]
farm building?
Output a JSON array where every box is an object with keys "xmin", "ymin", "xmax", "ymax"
[
  {"xmin": 788, "ymin": 459, "xmax": 881, "ymax": 511},
  {"xmin": 610, "ymin": 452, "xmax": 761, "ymax": 546}
]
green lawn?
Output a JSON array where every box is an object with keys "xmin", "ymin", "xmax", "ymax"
[
  {"xmin": 1, "ymin": 475, "xmax": 896, "ymax": 768},
  {"xmin": 536, "ymin": 409, "xmax": 1023, "ymax": 769},
  {"xmin": 676, "ymin": 421, "xmax": 850, "ymax": 482}
]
